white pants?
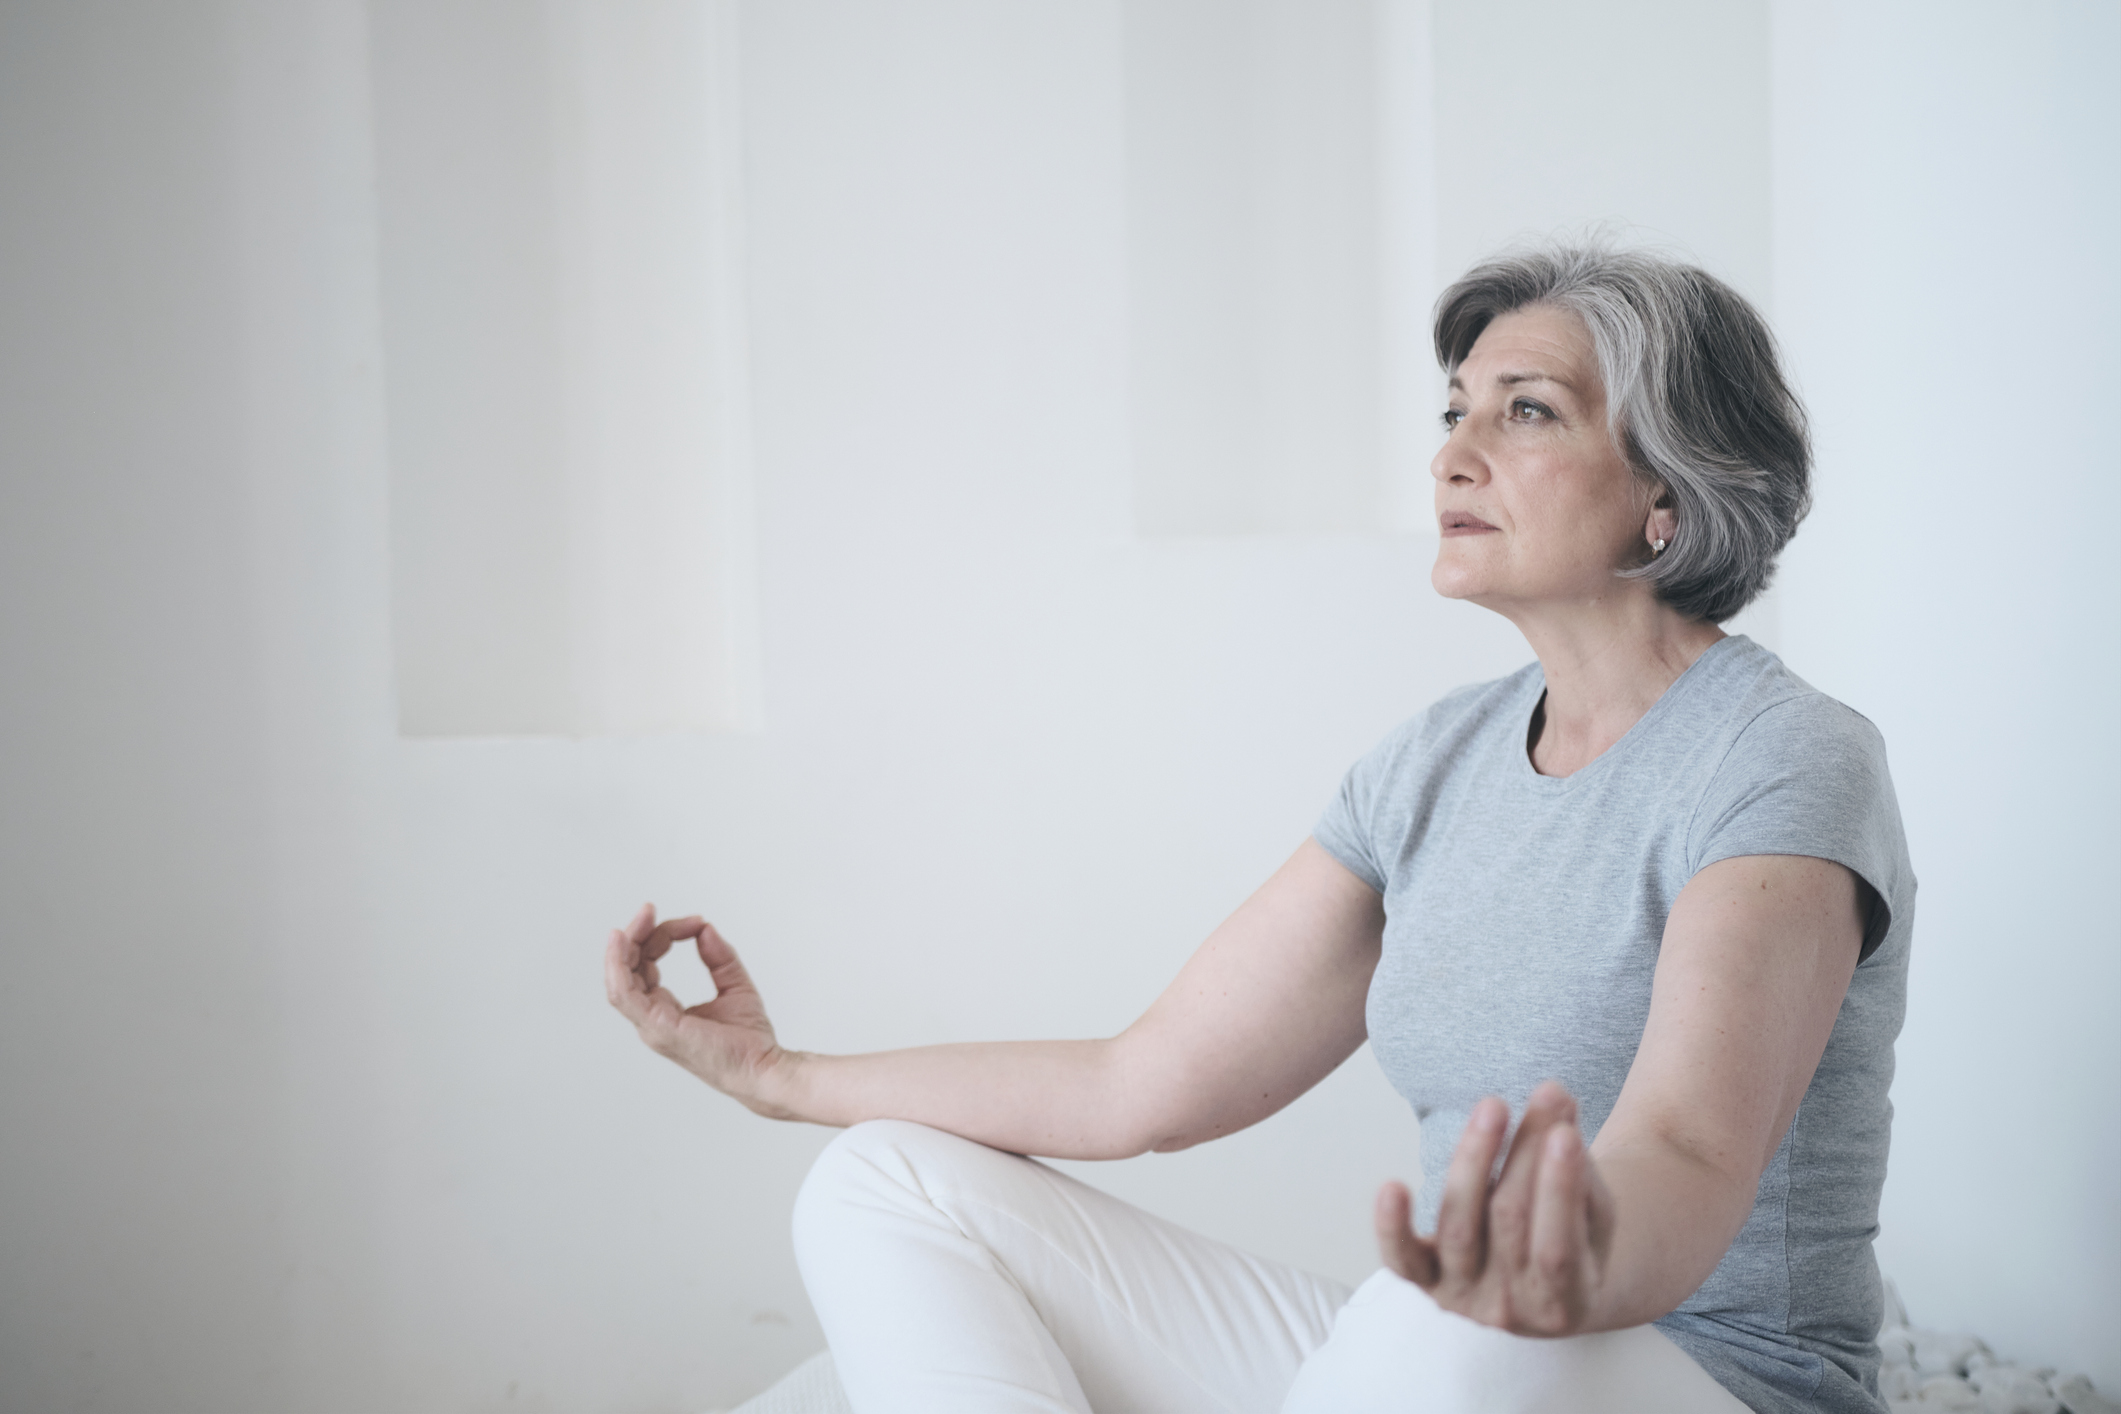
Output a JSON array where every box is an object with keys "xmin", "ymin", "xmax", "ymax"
[{"xmin": 792, "ymin": 1120, "xmax": 1752, "ymax": 1414}]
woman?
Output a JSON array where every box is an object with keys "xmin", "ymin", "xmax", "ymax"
[{"xmin": 605, "ymin": 244, "xmax": 1911, "ymax": 1414}]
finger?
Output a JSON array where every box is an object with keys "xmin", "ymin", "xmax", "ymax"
[
  {"xmin": 631, "ymin": 963, "xmax": 694, "ymax": 1050},
  {"xmin": 604, "ymin": 928, "xmax": 650, "ymax": 1021},
  {"xmin": 1489, "ymin": 1082, "xmax": 1574, "ymax": 1273},
  {"xmin": 1374, "ymin": 1181, "xmax": 1439, "ymax": 1286},
  {"xmin": 1526, "ymin": 1122, "xmax": 1587, "ymax": 1331},
  {"xmin": 1498, "ymin": 1081, "xmax": 1575, "ymax": 1186},
  {"xmin": 607, "ymin": 925, "xmax": 688, "ymax": 1042},
  {"xmin": 640, "ymin": 914, "xmax": 706, "ymax": 965},
  {"xmin": 1434, "ymin": 1096, "xmax": 1507, "ymax": 1284},
  {"xmin": 620, "ymin": 922, "xmax": 667, "ymax": 993},
  {"xmin": 625, "ymin": 903, "xmax": 658, "ymax": 950}
]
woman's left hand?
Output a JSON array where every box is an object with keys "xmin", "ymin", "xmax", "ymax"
[{"xmin": 1373, "ymin": 1080, "xmax": 1617, "ymax": 1336}]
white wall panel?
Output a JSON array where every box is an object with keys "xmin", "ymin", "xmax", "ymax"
[
  {"xmin": 372, "ymin": 0, "xmax": 759, "ymax": 736},
  {"xmin": 1124, "ymin": 0, "xmax": 1393, "ymax": 535}
]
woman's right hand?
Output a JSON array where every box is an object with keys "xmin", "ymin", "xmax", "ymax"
[{"xmin": 604, "ymin": 904, "xmax": 794, "ymax": 1116}]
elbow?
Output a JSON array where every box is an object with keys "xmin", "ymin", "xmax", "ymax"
[
  {"xmin": 1072, "ymin": 1126, "xmax": 1162, "ymax": 1162},
  {"xmin": 1101, "ymin": 1110, "xmax": 1181, "ymax": 1160},
  {"xmin": 1097, "ymin": 1036, "xmax": 1214, "ymax": 1159},
  {"xmin": 1098, "ymin": 1027, "xmax": 1280, "ymax": 1159},
  {"xmin": 1127, "ymin": 1107, "xmax": 1240, "ymax": 1157},
  {"xmin": 1093, "ymin": 1126, "xmax": 1204, "ymax": 1158}
]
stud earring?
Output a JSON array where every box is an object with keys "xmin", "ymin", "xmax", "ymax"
[{"xmin": 1652, "ymin": 538, "xmax": 1667, "ymax": 555}]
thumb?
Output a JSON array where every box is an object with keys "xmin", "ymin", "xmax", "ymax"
[
  {"xmin": 695, "ymin": 923, "xmax": 763, "ymax": 1005},
  {"xmin": 1374, "ymin": 1180, "xmax": 1439, "ymax": 1286}
]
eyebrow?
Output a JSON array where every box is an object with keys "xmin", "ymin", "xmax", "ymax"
[{"xmin": 1446, "ymin": 369, "xmax": 1577, "ymax": 394}]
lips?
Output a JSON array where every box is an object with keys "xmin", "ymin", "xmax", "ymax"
[{"xmin": 1439, "ymin": 509, "xmax": 1499, "ymax": 533}]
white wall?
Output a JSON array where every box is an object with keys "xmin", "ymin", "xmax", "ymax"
[
  {"xmin": 0, "ymin": 3, "xmax": 2113, "ymax": 1411},
  {"xmin": 1772, "ymin": 0, "xmax": 2121, "ymax": 1384},
  {"xmin": 0, "ymin": 8, "xmax": 302, "ymax": 1408},
  {"xmin": 1432, "ymin": 0, "xmax": 1773, "ymax": 305}
]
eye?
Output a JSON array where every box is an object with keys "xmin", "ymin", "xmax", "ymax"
[
  {"xmin": 1508, "ymin": 397, "xmax": 1554, "ymax": 422},
  {"xmin": 1440, "ymin": 407, "xmax": 1465, "ymax": 431}
]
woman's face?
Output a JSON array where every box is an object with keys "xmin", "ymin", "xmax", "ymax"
[{"xmin": 1430, "ymin": 304, "xmax": 1664, "ymax": 615}]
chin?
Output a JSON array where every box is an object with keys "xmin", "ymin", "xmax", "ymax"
[{"xmin": 1430, "ymin": 555, "xmax": 1487, "ymax": 602}]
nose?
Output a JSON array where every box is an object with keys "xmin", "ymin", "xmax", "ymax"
[{"xmin": 1431, "ymin": 427, "xmax": 1487, "ymax": 488}]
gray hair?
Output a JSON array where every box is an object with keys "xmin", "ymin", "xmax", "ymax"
[{"xmin": 1433, "ymin": 244, "xmax": 1810, "ymax": 623}]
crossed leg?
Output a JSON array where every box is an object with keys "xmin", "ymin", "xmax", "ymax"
[
  {"xmin": 793, "ymin": 1120, "xmax": 1750, "ymax": 1414},
  {"xmin": 794, "ymin": 1119, "xmax": 1346, "ymax": 1413}
]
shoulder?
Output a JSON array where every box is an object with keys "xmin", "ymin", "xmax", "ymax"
[
  {"xmin": 1698, "ymin": 641, "xmax": 1891, "ymax": 784},
  {"xmin": 1682, "ymin": 639, "xmax": 1913, "ymax": 958}
]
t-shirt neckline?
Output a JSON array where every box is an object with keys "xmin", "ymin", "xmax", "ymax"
[{"xmin": 1512, "ymin": 635, "xmax": 1749, "ymax": 791}]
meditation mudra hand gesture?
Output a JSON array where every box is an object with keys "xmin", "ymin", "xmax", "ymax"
[
  {"xmin": 1373, "ymin": 1084, "xmax": 1616, "ymax": 1336},
  {"xmin": 602, "ymin": 245, "xmax": 1911, "ymax": 1414},
  {"xmin": 604, "ymin": 906, "xmax": 786, "ymax": 1113}
]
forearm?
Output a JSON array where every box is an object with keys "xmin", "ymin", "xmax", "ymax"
[
  {"xmin": 1582, "ymin": 1135, "xmax": 1755, "ymax": 1331},
  {"xmin": 754, "ymin": 1038, "xmax": 1153, "ymax": 1160}
]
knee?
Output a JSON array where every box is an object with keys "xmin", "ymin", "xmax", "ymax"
[
  {"xmin": 794, "ymin": 1119, "xmax": 911, "ymax": 1217},
  {"xmin": 806, "ymin": 1118, "xmax": 928, "ymax": 1176},
  {"xmin": 791, "ymin": 1120, "xmax": 976, "ymax": 1257}
]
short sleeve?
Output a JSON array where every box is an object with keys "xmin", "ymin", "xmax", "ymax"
[
  {"xmin": 1687, "ymin": 695, "xmax": 1914, "ymax": 961},
  {"xmin": 1313, "ymin": 725, "xmax": 1409, "ymax": 895}
]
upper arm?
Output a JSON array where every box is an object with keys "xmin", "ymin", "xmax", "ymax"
[
  {"xmin": 1113, "ymin": 838, "xmax": 1384, "ymax": 1153},
  {"xmin": 1597, "ymin": 853, "xmax": 1866, "ymax": 1191}
]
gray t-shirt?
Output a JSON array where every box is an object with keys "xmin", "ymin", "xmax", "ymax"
[{"xmin": 1314, "ymin": 635, "xmax": 1912, "ymax": 1414}]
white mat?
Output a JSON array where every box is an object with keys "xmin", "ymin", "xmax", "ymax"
[{"xmin": 723, "ymin": 1352, "xmax": 852, "ymax": 1414}]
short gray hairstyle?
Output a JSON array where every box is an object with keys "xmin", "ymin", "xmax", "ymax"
[{"xmin": 1434, "ymin": 244, "xmax": 1810, "ymax": 623}]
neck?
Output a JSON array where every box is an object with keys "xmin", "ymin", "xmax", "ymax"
[{"xmin": 1499, "ymin": 590, "xmax": 1726, "ymax": 778}]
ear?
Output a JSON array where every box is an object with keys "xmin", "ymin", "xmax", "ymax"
[{"xmin": 1644, "ymin": 488, "xmax": 1677, "ymax": 555}]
